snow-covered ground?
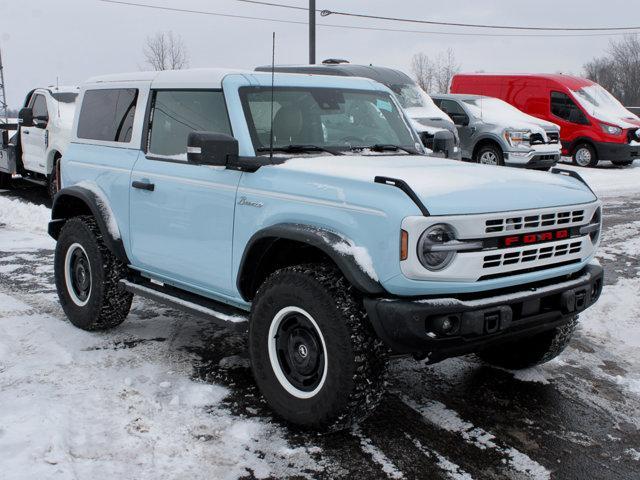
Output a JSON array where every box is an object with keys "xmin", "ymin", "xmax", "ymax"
[
  {"xmin": 1, "ymin": 171, "xmax": 639, "ymax": 479},
  {"xmin": 557, "ymin": 158, "xmax": 640, "ymax": 197}
]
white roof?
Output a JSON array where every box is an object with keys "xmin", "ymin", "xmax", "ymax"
[{"xmin": 85, "ymin": 68, "xmax": 251, "ymax": 88}]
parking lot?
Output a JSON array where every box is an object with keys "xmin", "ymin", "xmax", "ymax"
[{"xmin": 1, "ymin": 162, "xmax": 639, "ymax": 479}]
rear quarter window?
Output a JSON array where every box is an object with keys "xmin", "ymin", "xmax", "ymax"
[{"xmin": 77, "ymin": 89, "xmax": 138, "ymax": 142}]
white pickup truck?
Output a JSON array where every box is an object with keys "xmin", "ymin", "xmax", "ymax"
[{"xmin": 0, "ymin": 86, "xmax": 78, "ymax": 197}]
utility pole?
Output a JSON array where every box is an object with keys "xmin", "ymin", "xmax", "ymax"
[
  {"xmin": 309, "ymin": 0, "xmax": 316, "ymax": 64},
  {"xmin": 0, "ymin": 47, "xmax": 8, "ymax": 124}
]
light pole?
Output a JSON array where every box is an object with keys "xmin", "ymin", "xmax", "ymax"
[{"xmin": 309, "ymin": 0, "xmax": 316, "ymax": 64}]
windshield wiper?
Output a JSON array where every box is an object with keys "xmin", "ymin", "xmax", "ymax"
[
  {"xmin": 257, "ymin": 144, "xmax": 343, "ymax": 156},
  {"xmin": 354, "ymin": 144, "xmax": 420, "ymax": 155}
]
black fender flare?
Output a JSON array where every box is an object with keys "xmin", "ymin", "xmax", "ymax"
[
  {"xmin": 237, "ymin": 223, "xmax": 385, "ymax": 301},
  {"xmin": 48, "ymin": 186, "xmax": 129, "ymax": 263},
  {"xmin": 567, "ymin": 137, "xmax": 598, "ymax": 157}
]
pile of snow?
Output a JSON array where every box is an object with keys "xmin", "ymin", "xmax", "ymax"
[{"xmin": 0, "ymin": 195, "xmax": 50, "ymax": 234}]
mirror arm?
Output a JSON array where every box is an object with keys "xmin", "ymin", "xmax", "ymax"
[{"xmin": 227, "ymin": 155, "xmax": 288, "ymax": 173}]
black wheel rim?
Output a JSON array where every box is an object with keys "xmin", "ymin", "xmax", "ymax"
[
  {"xmin": 69, "ymin": 247, "xmax": 91, "ymax": 302},
  {"xmin": 274, "ymin": 312, "xmax": 325, "ymax": 393}
]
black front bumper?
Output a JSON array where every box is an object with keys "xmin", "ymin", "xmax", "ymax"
[
  {"xmin": 364, "ymin": 264, "xmax": 603, "ymax": 360},
  {"xmin": 593, "ymin": 141, "xmax": 639, "ymax": 162}
]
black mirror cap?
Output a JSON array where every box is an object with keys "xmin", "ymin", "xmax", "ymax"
[
  {"xmin": 432, "ymin": 130, "xmax": 456, "ymax": 156},
  {"xmin": 187, "ymin": 131, "xmax": 238, "ymax": 167},
  {"xmin": 18, "ymin": 108, "xmax": 34, "ymax": 128}
]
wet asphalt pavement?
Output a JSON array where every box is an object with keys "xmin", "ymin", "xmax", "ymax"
[{"xmin": 1, "ymin": 180, "xmax": 639, "ymax": 479}]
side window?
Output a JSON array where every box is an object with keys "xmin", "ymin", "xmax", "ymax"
[
  {"xmin": 551, "ymin": 91, "xmax": 589, "ymax": 125},
  {"xmin": 148, "ymin": 90, "xmax": 232, "ymax": 160},
  {"xmin": 77, "ymin": 89, "xmax": 138, "ymax": 142},
  {"xmin": 31, "ymin": 94, "xmax": 49, "ymax": 122},
  {"xmin": 439, "ymin": 99, "xmax": 466, "ymax": 116}
]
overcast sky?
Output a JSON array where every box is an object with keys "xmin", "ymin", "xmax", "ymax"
[{"xmin": 0, "ymin": 0, "xmax": 632, "ymax": 108}]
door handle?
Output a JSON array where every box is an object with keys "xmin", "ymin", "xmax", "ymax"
[
  {"xmin": 23, "ymin": 130, "xmax": 29, "ymax": 135},
  {"xmin": 132, "ymin": 180, "xmax": 155, "ymax": 191}
]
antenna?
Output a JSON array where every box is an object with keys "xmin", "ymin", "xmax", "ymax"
[
  {"xmin": 269, "ymin": 31, "xmax": 275, "ymax": 161},
  {"xmin": 0, "ymin": 47, "xmax": 8, "ymax": 124}
]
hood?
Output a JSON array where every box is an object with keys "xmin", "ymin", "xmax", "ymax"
[{"xmin": 272, "ymin": 156, "xmax": 596, "ymax": 216}]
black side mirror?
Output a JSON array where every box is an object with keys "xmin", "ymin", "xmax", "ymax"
[
  {"xmin": 432, "ymin": 130, "xmax": 455, "ymax": 156},
  {"xmin": 187, "ymin": 131, "xmax": 238, "ymax": 167},
  {"xmin": 451, "ymin": 113, "xmax": 469, "ymax": 127},
  {"xmin": 18, "ymin": 108, "xmax": 34, "ymax": 128}
]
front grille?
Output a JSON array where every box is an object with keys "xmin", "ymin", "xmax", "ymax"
[
  {"xmin": 547, "ymin": 132, "xmax": 560, "ymax": 143},
  {"xmin": 485, "ymin": 209, "xmax": 585, "ymax": 233},
  {"xmin": 483, "ymin": 241, "xmax": 582, "ymax": 268},
  {"xmin": 529, "ymin": 133, "xmax": 545, "ymax": 145},
  {"xmin": 532, "ymin": 154, "xmax": 557, "ymax": 161}
]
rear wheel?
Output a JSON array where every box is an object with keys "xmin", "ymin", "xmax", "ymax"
[
  {"xmin": 572, "ymin": 143, "xmax": 598, "ymax": 167},
  {"xmin": 478, "ymin": 317, "xmax": 578, "ymax": 370},
  {"xmin": 474, "ymin": 144, "xmax": 504, "ymax": 166},
  {"xmin": 54, "ymin": 215, "xmax": 132, "ymax": 331},
  {"xmin": 249, "ymin": 263, "xmax": 387, "ymax": 431}
]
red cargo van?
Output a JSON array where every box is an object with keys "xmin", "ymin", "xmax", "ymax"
[{"xmin": 450, "ymin": 73, "xmax": 640, "ymax": 167}]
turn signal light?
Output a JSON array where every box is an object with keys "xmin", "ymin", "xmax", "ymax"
[{"xmin": 400, "ymin": 230, "xmax": 408, "ymax": 261}]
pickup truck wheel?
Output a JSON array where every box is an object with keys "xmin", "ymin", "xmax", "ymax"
[
  {"xmin": 54, "ymin": 216, "xmax": 132, "ymax": 331},
  {"xmin": 0, "ymin": 172, "xmax": 11, "ymax": 189},
  {"xmin": 478, "ymin": 316, "xmax": 578, "ymax": 370},
  {"xmin": 249, "ymin": 264, "xmax": 387, "ymax": 431},
  {"xmin": 474, "ymin": 144, "xmax": 504, "ymax": 166},
  {"xmin": 572, "ymin": 143, "xmax": 598, "ymax": 167}
]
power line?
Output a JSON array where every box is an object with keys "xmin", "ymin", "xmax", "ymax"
[
  {"xmin": 234, "ymin": 0, "xmax": 640, "ymax": 32},
  {"xmin": 97, "ymin": 0, "xmax": 640, "ymax": 38}
]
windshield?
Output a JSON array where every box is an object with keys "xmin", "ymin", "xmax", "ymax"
[
  {"xmin": 390, "ymin": 83, "xmax": 450, "ymax": 120},
  {"xmin": 240, "ymin": 87, "xmax": 418, "ymax": 153},
  {"xmin": 572, "ymin": 84, "xmax": 638, "ymax": 122}
]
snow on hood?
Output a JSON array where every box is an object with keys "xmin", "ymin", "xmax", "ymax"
[
  {"xmin": 272, "ymin": 156, "xmax": 596, "ymax": 215},
  {"xmin": 464, "ymin": 97, "xmax": 559, "ymax": 133},
  {"xmin": 405, "ymin": 106, "xmax": 453, "ymax": 125},
  {"xmin": 571, "ymin": 84, "xmax": 640, "ymax": 129}
]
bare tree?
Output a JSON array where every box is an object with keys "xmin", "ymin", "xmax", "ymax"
[
  {"xmin": 411, "ymin": 49, "xmax": 461, "ymax": 94},
  {"xmin": 143, "ymin": 31, "xmax": 189, "ymax": 71},
  {"xmin": 584, "ymin": 35, "xmax": 640, "ymax": 106}
]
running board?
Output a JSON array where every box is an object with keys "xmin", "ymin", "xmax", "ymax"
[
  {"xmin": 119, "ymin": 279, "xmax": 248, "ymax": 329},
  {"xmin": 22, "ymin": 176, "xmax": 47, "ymax": 187}
]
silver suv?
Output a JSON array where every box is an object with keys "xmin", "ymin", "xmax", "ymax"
[{"xmin": 432, "ymin": 94, "xmax": 561, "ymax": 170}]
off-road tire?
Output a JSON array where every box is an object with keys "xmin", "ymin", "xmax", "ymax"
[
  {"xmin": 474, "ymin": 144, "xmax": 504, "ymax": 166},
  {"xmin": 47, "ymin": 157, "xmax": 61, "ymax": 199},
  {"xmin": 54, "ymin": 215, "xmax": 132, "ymax": 331},
  {"xmin": 249, "ymin": 263, "xmax": 388, "ymax": 431},
  {"xmin": 0, "ymin": 172, "xmax": 11, "ymax": 189},
  {"xmin": 478, "ymin": 316, "xmax": 578, "ymax": 370},
  {"xmin": 572, "ymin": 143, "xmax": 598, "ymax": 167}
]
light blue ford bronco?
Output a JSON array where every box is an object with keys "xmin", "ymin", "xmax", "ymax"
[{"xmin": 50, "ymin": 68, "xmax": 604, "ymax": 430}]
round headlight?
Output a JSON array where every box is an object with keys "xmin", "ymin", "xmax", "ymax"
[{"xmin": 417, "ymin": 224, "xmax": 457, "ymax": 271}]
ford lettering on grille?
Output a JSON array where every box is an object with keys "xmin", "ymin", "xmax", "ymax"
[{"xmin": 503, "ymin": 229, "xmax": 569, "ymax": 248}]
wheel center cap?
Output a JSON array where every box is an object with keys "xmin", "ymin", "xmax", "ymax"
[{"xmin": 297, "ymin": 344, "xmax": 308, "ymax": 358}]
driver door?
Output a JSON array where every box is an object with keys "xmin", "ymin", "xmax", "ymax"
[
  {"xmin": 438, "ymin": 99, "xmax": 474, "ymax": 159},
  {"xmin": 21, "ymin": 93, "xmax": 49, "ymax": 174}
]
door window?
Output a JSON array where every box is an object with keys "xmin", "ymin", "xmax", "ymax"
[
  {"xmin": 551, "ymin": 91, "xmax": 589, "ymax": 125},
  {"xmin": 438, "ymin": 99, "xmax": 466, "ymax": 116},
  {"xmin": 31, "ymin": 94, "xmax": 49, "ymax": 125},
  {"xmin": 148, "ymin": 90, "xmax": 232, "ymax": 160},
  {"xmin": 77, "ymin": 89, "xmax": 138, "ymax": 142}
]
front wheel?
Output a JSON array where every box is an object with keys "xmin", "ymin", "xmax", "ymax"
[
  {"xmin": 478, "ymin": 317, "xmax": 578, "ymax": 370},
  {"xmin": 572, "ymin": 143, "xmax": 598, "ymax": 167},
  {"xmin": 474, "ymin": 144, "xmax": 504, "ymax": 166},
  {"xmin": 54, "ymin": 216, "xmax": 132, "ymax": 331},
  {"xmin": 249, "ymin": 264, "xmax": 387, "ymax": 431}
]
